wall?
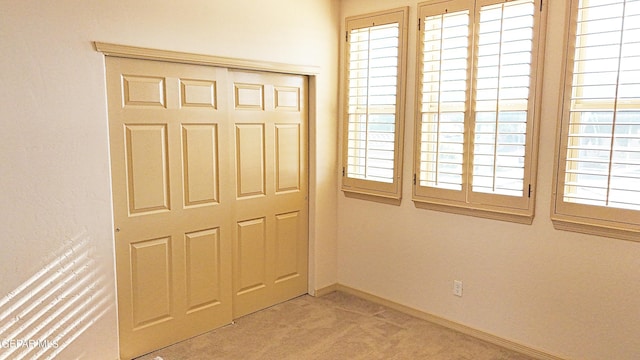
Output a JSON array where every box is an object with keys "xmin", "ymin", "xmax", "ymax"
[
  {"xmin": 337, "ymin": 1, "xmax": 640, "ymax": 360},
  {"xmin": 0, "ymin": 1, "xmax": 339, "ymax": 359}
]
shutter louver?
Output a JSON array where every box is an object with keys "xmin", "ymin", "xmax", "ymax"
[
  {"xmin": 563, "ymin": 0, "xmax": 640, "ymax": 211},
  {"xmin": 347, "ymin": 23, "xmax": 400, "ymax": 184}
]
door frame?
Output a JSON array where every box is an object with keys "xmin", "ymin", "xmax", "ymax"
[{"xmin": 95, "ymin": 41, "xmax": 321, "ymax": 351}]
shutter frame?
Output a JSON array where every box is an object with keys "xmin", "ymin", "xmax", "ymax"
[
  {"xmin": 552, "ymin": 0, "xmax": 640, "ymax": 240},
  {"xmin": 413, "ymin": 0, "xmax": 547, "ymax": 223},
  {"xmin": 342, "ymin": 7, "xmax": 409, "ymax": 200}
]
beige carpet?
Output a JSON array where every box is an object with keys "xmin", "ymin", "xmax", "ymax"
[{"xmin": 136, "ymin": 291, "xmax": 536, "ymax": 360}]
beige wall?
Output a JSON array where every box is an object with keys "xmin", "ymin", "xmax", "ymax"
[
  {"xmin": 337, "ymin": 1, "xmax": 640, "ymax": 360},
  {"xmin": 0, "ymin": 0, "xmax": 339, "ymax": 358},
  {"xmin": 3, "ymin": 0, "xmax": 638, "ymax": 359}
]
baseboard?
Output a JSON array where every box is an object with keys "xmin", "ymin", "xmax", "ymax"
[
  {"xmin": 331, "ymin": 284, "xmax": 565, "ymax": 360},
  {"xmin": 313, "ymin": 283, "xmax": 338, "ymax": 297}
]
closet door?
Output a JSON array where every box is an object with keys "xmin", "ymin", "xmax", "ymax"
[
  {"xmin": 229, "ymin": 70, "xmax": 308, "ymax": 317},
  {"xmin": 107, "ymin": 58, "xmax": 232, "ymax": 360},
  {"xmin": 107, "ymin": 58, "xmax": 309, "ymax": 359}
]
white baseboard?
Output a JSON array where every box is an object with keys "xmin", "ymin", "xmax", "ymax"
[
  {"xmin": 313, "ymin": 283, "xmax": 338, "ymax": 297},
  {"xmin": 316, "ymin": 283, "xmax": 565, "ymax": 360}
]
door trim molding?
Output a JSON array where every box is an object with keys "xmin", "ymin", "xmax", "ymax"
[{"xmin": 94, "ymin": 42, "xmax": 321, "ymax": 75}]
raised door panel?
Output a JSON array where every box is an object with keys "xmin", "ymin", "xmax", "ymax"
[
  {"xmin": 234, "ymin": 83, "xmax": 264, "ymax": 110},
  {"xmin": 125, "ymin": 124, "xmax": 170, "ymax": 215},
  {"xmin": 184, "ymin": 228, "xmax": 223, "ymax": 312},
  {"xmin": 233, "ymin": 217, "xmax": 271, "ymax": 316},
  {"xmin": 130, "ymin": 237, "xmax": 173, "ymax": 329},
  {"xmin": 235, "ymin": 218, "xmax": 267, "ymax": 295},
  {"xmin": 180, "ymin": 79, "xmax": 217, "ymax": 108},
  {"xmin": 275, "ymin": 124, "xmax": 301, "ymax": 193},
  {"xmin": 182, "ymin": 124, "xmax": 219, "ymax": 207},
  {"xmin": 235, "ymin": 124, "xmax": 266, "ymax": 198},
  {"xmin": 123, "ymin": 75, "xmax": 166, "ymax": 108},
  {"xmin": 272, "ymin": 210, "xmax": 308, "ymax": 304},
  {"xmin": 274, "ymin": 212, "xmax": 300, "ymax": 282},
  {"xmin": 274, "ymin": 86, "xmax": 300, "ymax": 111}
]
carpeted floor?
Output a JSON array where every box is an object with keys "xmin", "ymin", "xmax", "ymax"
[{"xmin": 136, "ymin": 291, "xmax": 536, "ymax": 360}]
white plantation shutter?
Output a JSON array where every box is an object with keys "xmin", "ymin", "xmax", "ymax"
[
  {"xmin": 562, "ymin": 0, "xmax": 640, "ymax": 210},
  {"xmin": 415, "ymin": 0, "xmax": 543, "ymax": 221},
  {"xmin": 420, "ymin": 9, "xmax": 470, "ymax": 194},
  {"xmin": 347, "ymin": 23, "xmax": 399, "ymax": 183},
  {"xmin": 472, "ymin": 0, "xmax": 535, "ymax": 197},
  {"xmin": 343, "ymin": 8, "xmax": 408, "ymax": 199},
  {"xmin": 553, "ymin": 0, "xmax": 640, "ymax": 239}
]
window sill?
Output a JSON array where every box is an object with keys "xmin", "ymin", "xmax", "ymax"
[
  {"xmin": 413, "ymin": 199, "xmax": 533, "ymax": 225},
  {"xmin": 342, "ymin": 189, "xmax": 402, "ymax": 206},
  {"xmin": 551, "ymin": 215, "xmax": 640, "ymax": 242}
]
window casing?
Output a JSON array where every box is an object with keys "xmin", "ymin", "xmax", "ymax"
[
  {"xmin": 552, "ymin": 0, "xmax": 640, "ymax": 241},
  {"xmin": 413, "ymin": 0, "xmax": 546, "ymax": 223},
  {"xmin": 342, "ymin": 8, "xmax": 409, "ymax": 200}
]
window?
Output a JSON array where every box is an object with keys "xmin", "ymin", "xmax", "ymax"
[
  {"xmin": 413, "ymin": 0, "xmax": 546, "ymax": 223},
  {"xmin": 552, "ymin": 0, "xmax": 640, "ymax": 240},
  {"xmin": 342, "ymin": 8, "xmax": 409, "ymax": 199}
]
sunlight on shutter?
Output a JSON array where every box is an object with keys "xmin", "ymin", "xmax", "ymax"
[
  {"xmin": 420, "ymin": 10, "xmax": 470, "ymax": 191},
  {"xmin": 347, "ymin": 23, "xmax": 399, "ymax": 183},
  {"xmin": 472, "ymin": 0, "xmax": 534, "ymax": 197},
  {"xmin": 563, "ymin": 0, "xmax": 640, "ymax": 210}
]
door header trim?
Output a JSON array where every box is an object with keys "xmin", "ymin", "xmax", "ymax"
[{"xmin": 94, "ymin": 42, "xmax": 321, "ymax": 75}]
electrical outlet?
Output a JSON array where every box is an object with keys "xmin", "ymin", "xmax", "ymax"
[{"xmin": 453, "ymin": 280, "xmax": 463, "ymax": 297}]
